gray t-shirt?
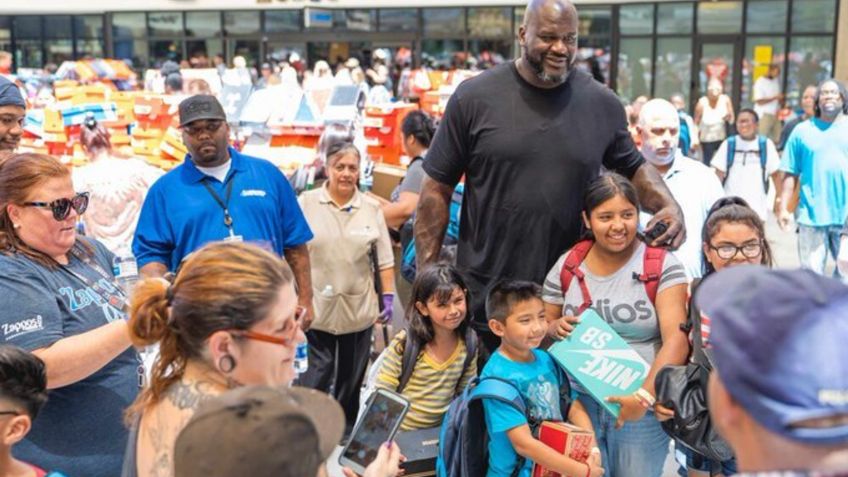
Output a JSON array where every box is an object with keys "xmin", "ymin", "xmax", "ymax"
[
  {"xmin": 398, "ymin": 157, "xmax": 426, "ymax": 195},
  {"xmin": 542, "ymin": 242, "xmax": 688, "ymax": 365},
  {"xmin": 0, "ymin": 239, "xmax": 139, "ymax": 477}
]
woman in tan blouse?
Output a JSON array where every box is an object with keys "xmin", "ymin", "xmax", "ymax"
[{"xmin": 298, "ymin": 141, "xmax": 395, "ymax": 433}]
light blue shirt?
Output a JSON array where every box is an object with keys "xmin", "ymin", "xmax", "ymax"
[
  {"xmin": 781, "ymin": 117, "xmax": 848, "ymax": 227},
  {"xmin": 481, "ymin": 349, "xmax": 563, "ymax": 477}
]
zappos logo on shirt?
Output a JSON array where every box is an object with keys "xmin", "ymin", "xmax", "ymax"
[
  {"xmin": 241, "ymin": 189, "xmax": 267, "ymax": 198},
  {"xmin": 563, "ymin": 299, "xmax": 653, "ymax": 324},
  {"xmin": 3, "ymin": 315, "xmax": 44, "ymax": 340}
]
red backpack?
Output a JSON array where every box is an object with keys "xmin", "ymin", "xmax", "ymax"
[{"xmin": 559, "ymin": 239, "xmax": 668, "ymax": 314}]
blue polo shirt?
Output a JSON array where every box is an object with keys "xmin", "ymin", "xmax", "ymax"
[{"xmin": 133, "ymin": 147, "xmax": 313, "ymax": 270}]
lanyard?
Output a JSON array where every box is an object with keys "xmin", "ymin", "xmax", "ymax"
[
  {"xmin": 60, "ymin": 247, "xmax": 129, "ymax": 312},
  {"xmin": 201, "ymin": 173, "xmax": 236, "ymax": 237}
]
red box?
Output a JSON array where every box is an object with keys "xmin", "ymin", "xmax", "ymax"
[{"xmin": 532, "ymin": 422, "xmax": 594, "ymax": 477}]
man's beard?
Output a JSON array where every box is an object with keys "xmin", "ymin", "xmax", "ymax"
[{"xmin": 523, "ymin": 45, "xmax": 571, "ymax": 85}]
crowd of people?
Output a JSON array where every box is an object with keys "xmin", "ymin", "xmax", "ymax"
[{"xmin": 0, "ymin": 0, "xmax": 847, "ymax": 477}]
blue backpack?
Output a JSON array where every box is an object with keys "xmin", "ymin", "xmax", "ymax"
[
  {"xmin": 401, "ymin": 183, "xmax": 464, "ymax": 282},
  {"xmin": 436, "ymin": 368, "xmax": 572, "ymax": 477},
  {"xmin": 725, "ymin": 135, "xmax": 770, "ymax": 192},
  {"xmin": 678, "ymin": 113, "xmax": 691, "ymax": 154}
]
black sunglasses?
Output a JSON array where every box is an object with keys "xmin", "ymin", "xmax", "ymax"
[{"xmin": 23, "ymin": 192, "xmax": 90, "ymax": 221}]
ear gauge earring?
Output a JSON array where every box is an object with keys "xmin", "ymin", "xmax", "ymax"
[
  {"xmin": 12, "ymin": 223, "xmax": 21, "ymax": 229},
  {"xmin": 218, "ymin": 354, "xmax": 236, "ymax": 373}
]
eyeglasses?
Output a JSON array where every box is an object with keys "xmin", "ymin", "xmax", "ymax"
[
  {"xmin": 227, "ymin": 306, "xmax": 306, "ymax": 346},
  {"xmin": 182, "ymin": 120, "xmax": 224, "ymax": 136},
  {"xmin": 23, "ymin": 192, "xmax": 89, "ymax": 221},
  {"xmin": 709, "ymin": 241, "xmax": 763, "ymax": 260},
  {"xmin": 0, "ymin": 411, "xmax": 20, "ymax": 417}
]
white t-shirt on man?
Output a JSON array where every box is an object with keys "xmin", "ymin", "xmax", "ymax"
[
  {"xmin": 712, "ymin": 136, "xmax": 780, "ymax": 221},
  {"xmin": 753, "ymin": 76, "xmax": 781, "ymax": 116}
]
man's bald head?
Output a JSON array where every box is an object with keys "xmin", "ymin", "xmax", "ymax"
[
  {"xmin": 639, "ymin": 99, "xmax": 679, "ymax": 128},
  {"xmin": 518, "ymin": 0, "xmax": 579, "ymax": 88},
  {"xmin": 523, "ymin": 0, "xmax": 578, "ymax": 27}
]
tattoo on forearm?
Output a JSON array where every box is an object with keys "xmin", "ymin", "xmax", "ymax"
[
  {"xmin": 284, "ymin": 245, "xmax": 312, "ymax": 299},
  {"xmin": 414, "ymin": 178, "xmax": 453, "ymax": 267}
]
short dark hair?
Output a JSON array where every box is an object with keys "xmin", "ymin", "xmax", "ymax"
[
  {"xmin": 401, "ymin": 111, "xmax": 437, "ymax": 149},
  {"xmin": 737, "ymin": 108, "xmax": 759, "ymax": 123},
  {"xmin": 584, "ymin": 173, "xmax": 640, "ymax": 216},
  {"xmin": 814, "ymin": 79, "xmax": 848, "ymax": 117},
  {"xmin": 486, "ymin": 280, "xmax": 542, "ymax": 323},
  {"xmin": 0, "ymin": 345, "xmax": 48, "ymax": 419}
]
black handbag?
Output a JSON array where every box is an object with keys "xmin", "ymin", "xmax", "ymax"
[{"xmin": 654, "ymin": 286, "xmax": 734, "ymax": 464}]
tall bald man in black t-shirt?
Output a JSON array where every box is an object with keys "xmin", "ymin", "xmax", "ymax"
[{"xmin": 415, "ymin": 0, "xmax": 685, "ymax": 354}]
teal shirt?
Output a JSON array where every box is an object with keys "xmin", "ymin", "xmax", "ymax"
[{"xmin": 780, "ymin": 117, "xmax": 848, "ymax": 227}]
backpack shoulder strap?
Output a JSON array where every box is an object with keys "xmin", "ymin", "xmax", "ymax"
[
  {"xmin": 554, "ymin": 364, "xmax": 573, "ymax": 420},
  {"xmin": 633, "ymin": 245, "xmax": 668, "ymax": 305},
  {"xmin": 559, "ymin": 240, "xmax": 594, "ymax": 315},
  {"xmin": 454, "ymin": 327, "xmax": 478, "ymax": 395},
  {"xmin": 398, "ymin": 329, "xmax": 420, "ymax": 393},
  {"xmin": 470, "ymin": 377, "xmax": 527, "ymax": 415},
  {"xmin": 758, "ymin": 135, "xmax": 769, "ymax": 192},
  {"xmin": 724, "ymin": 135, "xmax": 737, "ymax": 185}
]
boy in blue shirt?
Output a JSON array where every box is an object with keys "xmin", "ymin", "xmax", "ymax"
[{"xmin": 482, "ymin": 281, "xmax": 603, "ymax": 477}]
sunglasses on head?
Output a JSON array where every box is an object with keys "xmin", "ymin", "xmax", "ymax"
[{"xmin": 23, "ymin": 192, "xmax": 89, "ymax": 221}]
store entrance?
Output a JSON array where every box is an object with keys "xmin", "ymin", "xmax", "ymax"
[
  {"xmin": 693, "ymin": 36, "xmax": 743, "ymax": 110},
  {"xmin": 306, "ymin": 41, "xmax": 414, "ymax": 71}
]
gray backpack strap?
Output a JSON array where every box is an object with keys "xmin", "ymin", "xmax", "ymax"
[{"xmin": 398, "ymin": 329, "xmax": 420, "ymax": 393}]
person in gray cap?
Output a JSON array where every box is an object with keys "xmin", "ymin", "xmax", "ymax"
[
  {"xmin": 174, "ymin": 385, "xmax": 403, "ymax": 477},
  {"xmin": 0, "ymin": 75, "xmax": 25, "ymax": 152},
  {"xmin": 132, "ymin": 94, "xmax": 316, "ymax": 329},
  {"xmin": 696, "ymin": 266, "xmax": 848, "ymax": 476}
]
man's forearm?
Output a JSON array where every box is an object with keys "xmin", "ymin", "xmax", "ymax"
[
  {"xmin": 139, "ymin": 262, "xmax": 168, "ymax": 279},
  {"xmin": 631, "ymin": 163, "xmax": 678, "ymax": 214},
  {"xmin": 414, "ymin": 175, "xmax": 453, "ymax": 268},
  {"xmin": 779, "ymin": 174, "xmax": 797, "ymax": 210},
  {"xmin": 284, "ymin": 244, "xmax": 313, "ymax": 302}
]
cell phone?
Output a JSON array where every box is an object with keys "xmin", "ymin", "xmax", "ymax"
[
  {"xmin": 643, "ymin": 221, "xmax": 669, "ymax": 242},
  {"xmin": 339, "ymin": 389, "xmax": 410, "ymax": 475}
]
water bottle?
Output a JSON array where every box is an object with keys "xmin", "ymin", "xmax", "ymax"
[
  {"xmin": 294, "ymin": 342, "xmax": 309, "ymax": 374},
  {"xmin": 112, "ymin": 247, "xmax": 139, "ymax": 295}
]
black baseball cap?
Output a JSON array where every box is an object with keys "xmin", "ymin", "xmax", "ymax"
[{"xmin": 178, "ymin": 94, "xmax": 226, "ymax": 127}]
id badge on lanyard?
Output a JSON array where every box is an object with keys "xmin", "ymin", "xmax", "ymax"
[{"xmin": 202, "ymin": 174, "xmax": 243, "ymax": 242}]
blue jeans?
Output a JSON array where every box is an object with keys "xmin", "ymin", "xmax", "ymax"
[
  {"xmin": 798, "ymin": 225, "xmax": 844, "ymax": 278},
  {"xmin": 677, "ymin": 443, "xmax": 737, "ymax": 476},
  {"xmin": 578, "ymin": 393, "xmax": 670, "ymax": 477}
]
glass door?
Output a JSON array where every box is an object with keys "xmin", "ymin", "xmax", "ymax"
[{"xmin": 694, "ymin": 38, "xmax": 742, "ymax": 109}]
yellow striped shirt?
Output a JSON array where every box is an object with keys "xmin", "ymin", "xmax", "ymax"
[{"xmin": 376, "ymin": 330, "xmax": 477, "ymax": 430}]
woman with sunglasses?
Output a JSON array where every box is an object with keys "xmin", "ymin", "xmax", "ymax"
[
  {"xmin": 122, "ymin": 241, "xmax": 307, "ymax": 477},
  {"xmin": 0, "ymin": 153, "xmax": 139, "ymax": 476}
]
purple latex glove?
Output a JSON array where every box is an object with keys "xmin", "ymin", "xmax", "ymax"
[{"xmin": 377, "ymin": 293, "xmax": 394, "ymax": 324}]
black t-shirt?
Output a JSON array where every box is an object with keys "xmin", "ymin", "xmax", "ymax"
[{"xmin": 423, "ymin": 63, "xmax": 644, "ymax": 322}]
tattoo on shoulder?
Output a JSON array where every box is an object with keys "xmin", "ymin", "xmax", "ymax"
[{"xmin": 165, "ymin": 380, "xmax": 217, "ymax": 410}]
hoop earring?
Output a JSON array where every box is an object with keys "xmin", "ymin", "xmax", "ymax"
[{"xmin": 218, "ymin": 354, "xmax": 236, "ymax": 373}]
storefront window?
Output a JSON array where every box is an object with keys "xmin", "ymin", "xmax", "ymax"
[
  {"xmin": 149, "ymin": 39, "xmax": 183, "ymax": 67},
  {"xmin": 619, "ymin": 4, "xmax": 654, "ymax": 35},
  {"xmin": 468, "ymin": 39, "xmax": 511, "ymax": 67},
  {"xmin": 0, "ymin": 17, "xmax": 11, "ymax": 56},
  {"xmin": 187, "ymin": 39, "xmax": 222, "ymax": 66},
  {"xmin": 44, "ymin": 16, "xmax": 72, "ymax": 39},
  {"xmin": 14, "ymin": 16, "xmax": 41, "ymax": 39},
  {"xmin": 791, "ymin": 0, "xmax": 836, "ymax": 33},
  {"xmin": 655, "ymin": 37, "xmax": 692, "ymax": 106},
  {"xmin": 74, "ymin": 16, "xmax": 104, "ymax": 39},
  {"xmin": 77, "ymin": 39, "xmax": 104, "ymax": 59},
  {"xmin": 379, "ymin": 9, "xmax": 418, "ymax": 33},
  {"xmin": 114, "ymin": 38, "xmax": 148, "ymax": 68},
  {"xmin": 149, "ymin": 12, "xmax": 184, "ymax": 37},
  {"xmin": 186, "ymin": 12, "xmax": 221, "ymax": 38},
  {"xmin": 746, "ymin": 0, "xmax": 788, "ymax": 34},
  {"xmin": 422, "ymin": 39, "xmax": 464, "ymax": 68},
  {"xmin": 579, "ymin": 7, "xmax": 611, "ymax": 38},
  {"xmin": 266, "ymin": 10, "xmax": 301, "ymax": 33},
  {"xmin": 657, "ymin": 3, "xmax": 693, "ymax": 35},
  {"xmin": 698, "ymin": 1, "xmax": 742, "ymax": 34},
  {"xmin": 788, "ymin": 36, "xmax": 833, "ymax": 106},
  {"xmin": 338, "ymin": 10, "xmax": 376, "ymax": 32},
  {"xmin": 45, "ymin": 39, "xmax": 73, "ymax": 64},
  {"xmin": 423, "ymin": 9, "xmax": 465, "ymax": 36},
  {"xmin": 617, "ymin": 38, "xmax": 652, "ymax": 103},
  {"xmin": 227, "ymin": 39, "xmax": 259, "ymax": 67},
  {"xmin": 15, "ymin": 39, "xmax": 43, "ymax": 68},
  {"xmin": 741, "ymin": 37, "xmax": 786, "ymax": 108},
  {"xmin": 224, "ymin": 11, "xmax": 259, "ymax": 36},
  {"xmin": 112, "ymin": 13, "xmax": 146, "ymax": 39},
  {"xmin": 468, "ymin": 8, "xmax": 512, "ymax": 38}
]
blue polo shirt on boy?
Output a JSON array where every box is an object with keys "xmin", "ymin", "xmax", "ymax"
[
  {"xmin": 481, "ymin": 349, "xmax": 563, "ymax": 477},
  {"xmin": 133, "ymin": 147, "xmax": 313, "ymax": 270},
  {"xmin": 781, "ymin": 117, "xmax": 848, "ymax": 227}
]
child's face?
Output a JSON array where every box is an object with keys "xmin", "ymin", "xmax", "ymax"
[
  {"xmin": 490, "ymin": 297, "xmax": 547, "ymax": 353},
  {"xmin": 583, "ymin": 194, "xmax": 639, "ymax": 254},
  {"xmin": 704, "ymin": 221, "xmax": 764, "ymax": 271},
  {"xmin": 417, "ymin": 287, "xmax": 467, "ymax": 332}
]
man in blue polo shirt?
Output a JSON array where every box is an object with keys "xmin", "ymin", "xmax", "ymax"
[{"xmin": 133, "ymin": 95, "xmax": 316, "ymax": 326}]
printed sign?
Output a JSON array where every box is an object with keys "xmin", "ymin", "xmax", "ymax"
[{"xmin": 548, "ymin": 308, "xmax": 649, "ymax": 418}]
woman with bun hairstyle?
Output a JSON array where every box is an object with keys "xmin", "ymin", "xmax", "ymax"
[{"xmin": 122, "ymin": 241, "xmax": 306, "ymax": 477}]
